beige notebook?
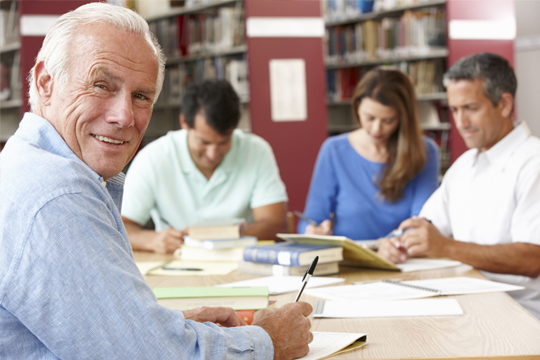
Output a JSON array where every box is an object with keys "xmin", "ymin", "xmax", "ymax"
[{"xmin": 277, "ymin": 233, "xmax": 399, "ymax": 271}]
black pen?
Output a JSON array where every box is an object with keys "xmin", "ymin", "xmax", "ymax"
[
  {"xmin": 294, "ymin": 256, "xmax": 319, "ymax": 302},
  {"xmin": 162, "ymin": 267, "xmax": 203, "ymax": 271},
  {"xmin": 293, "ymin": 211, "xmax": 318, "ymax": 226}
]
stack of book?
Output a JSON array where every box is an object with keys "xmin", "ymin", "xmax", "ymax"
[
  {"xmin": 178, "ymin": 218, "xmax": 258, "ymax": 262},
  {"xmin": 239, "ymin": 241, "xmax": 344, "ymax": 276}
]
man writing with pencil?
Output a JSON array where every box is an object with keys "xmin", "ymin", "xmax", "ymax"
[
  {"xmin": 0, "ymin": 4, "xmax": 312, "ymax": 358},
  {"xmin": 377, "ymin": 53, "xmax": 540, "ymax": 320}
]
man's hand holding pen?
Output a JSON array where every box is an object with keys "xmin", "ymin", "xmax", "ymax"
[{"xmin": 378, "ymin": 217, "xmax": 452, "ymax": 263}]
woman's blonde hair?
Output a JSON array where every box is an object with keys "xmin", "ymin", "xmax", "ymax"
[{"xmin": 351, "ymin": 67, "xmax": 427, "ymax": 202}]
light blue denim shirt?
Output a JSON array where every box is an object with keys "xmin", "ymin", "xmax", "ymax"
[{"xmin": 0, "ymin": 113, "xmax": 273, "ymax": 359}]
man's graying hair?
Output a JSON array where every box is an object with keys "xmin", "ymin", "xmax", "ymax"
[
  {"xmin": 28, "ymin": 2, "xmax": 166, "ymax": 111},
  {"xmin": 443, "ymin": 52, "xmax": 517, "ymax": 107}
]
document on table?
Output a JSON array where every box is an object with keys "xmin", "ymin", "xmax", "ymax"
[
  {"xmin": 313, "ymin": 298, "xmax": 463, "ymax": 318},
  {"xmin": 217, "ymin": 276, "xmax": 345, "ymax": 295},
  {"xmin": 395, "ymin": 258, "xmax": 463, "ymax": 272},
  {"xmin": 305, "ymin": 276, "xmax": 524, "ymax": 302},
  {"xmin": 136, "ymin": 260, "xmax": 238, "ymax": 276},
  {"xmin": 299, "ymin": 332, "xmax": 367, "ymax": 360}
]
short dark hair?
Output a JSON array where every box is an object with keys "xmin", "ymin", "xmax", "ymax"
[
  {"xmin": 443, "ymin": 52, "xmax": 517, "ymax": 106},
  {"xmin": 181, "ymin": 79, "xmax": 240, "ymax": 135}
]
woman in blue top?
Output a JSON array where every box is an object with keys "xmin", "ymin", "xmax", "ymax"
[{"xmin": 298, "ymin": 67, "xmax": 440, "ymax": 241}]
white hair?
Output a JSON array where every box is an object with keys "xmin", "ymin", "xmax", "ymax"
[{"xmin": 28, "ymin": 2, "xmax": 166, "ymax": 111}]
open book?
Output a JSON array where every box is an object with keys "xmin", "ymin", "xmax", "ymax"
[
  {"xmin": 277, "ymin": 234, "xmax": 463, "ymax": 272},
  {"xmin": 300, "ymin": 332, "xmax": 367, "ymax": 360},
  {"xmin": 277, "ymin": 233, "xmax": 399, "ymax": 270},
  {"xmin": 305, "ymin": 276, "xmax": 525, "ymax": 302}
]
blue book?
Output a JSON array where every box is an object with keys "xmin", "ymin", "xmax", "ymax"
[{"xmin": 243, "ymin": 242, "xmax": 343, "ymax": 266}]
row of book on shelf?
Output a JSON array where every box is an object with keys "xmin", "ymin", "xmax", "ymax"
[
  {"xmin": 0, "ymin": 1, "xmax": 18, "ymax": 48},
  {"xmin": 325, "ymin": 8, "xmax": 446, "ymax": 66},
  {"xmin": 157, "ymin": 57, "xmax": 248, "ymax": 107},
  {"xmin": 326, "ymin": 58, "xmax": 444, "ymax": 102},
  {"xmin": 148, "ymin": 4, "xmax": 244, "ymax": 59},
  {"xmin": 322, "ymin": 0, "xmax": 441, "ymax": 22}
]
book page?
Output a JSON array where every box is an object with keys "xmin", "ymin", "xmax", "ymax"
[
  {"xmin": 313, "ymin": 298, "xmax": 463, "ymax": 318},
  {"xmin": 404, "ymin": 277, "xmax": 525, "ymax": 295},
  {"xmin": 305, "ymin": 282, "xmax": 437, "ymax": 302},
  {"xmin": 217, "ymin": 276, "xmax": 345, "ymax": 295},
  {"xmin": 299, "ymin": 332, "xmax": 367, "ymax": 360}
]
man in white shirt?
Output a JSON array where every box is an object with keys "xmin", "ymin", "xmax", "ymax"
[{"xmin": 378, "ymin": 53, "xmax": 540, "ymax": 319}]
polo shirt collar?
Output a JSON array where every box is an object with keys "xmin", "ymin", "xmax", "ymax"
[{"xmin": 473, "ymin": 121, "xmax": 530, "ymax": 171}]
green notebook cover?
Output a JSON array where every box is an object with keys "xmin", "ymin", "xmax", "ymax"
[{"xmin": 153, "ymin": 286, "xmax": 269, "ymax": 299}]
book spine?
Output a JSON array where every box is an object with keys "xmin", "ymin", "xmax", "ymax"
[{"xmin": 243, "ymin": 248, "xmax": 300, "ymax": 266}]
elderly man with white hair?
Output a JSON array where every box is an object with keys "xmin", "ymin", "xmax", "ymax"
[{"xmin": 0, "ymin": 3, "xmax": 312, "ymax": 359}]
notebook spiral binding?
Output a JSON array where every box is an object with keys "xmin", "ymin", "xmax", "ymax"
[{"xmin": 382, "ymin": 279, "xmax": 442, "ymax": 295}]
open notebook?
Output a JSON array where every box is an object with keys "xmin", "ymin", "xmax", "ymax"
[{"xmin": 305, "ymin": 276, "xmax": 524, "ymax": 302}]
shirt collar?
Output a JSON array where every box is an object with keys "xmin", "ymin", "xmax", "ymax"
[
  {"xmin": 19, "ymin": 112, "xmax": 125, "ymax": 186},
  {"xmin": 472, "ymin": 121, "xmax": 531, "ymax": 171}
]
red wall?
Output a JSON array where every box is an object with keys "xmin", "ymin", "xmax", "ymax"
[
  {"xmin": 245, "ymin": 0, "xmax": 328, "ymax": 217},
  {"xmin": 446, "ymin": 0, "xmax": 515, "ymax": 163},
  {"xmin": 18, "ymin": 1, "xmax": 93, "ymax": 115}
]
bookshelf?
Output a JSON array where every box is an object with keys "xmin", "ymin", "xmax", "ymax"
[
  {"xmin": 322, "ymin": 0, "xmax": 516, "ymax": 168},
  {"xmin": 0, "ymin": 0, "xmax": 20, "ymax": 144},
  {"xmin": 0, "ymin": 0, "xmax": 90, "ymax": 147},
  {"xmin": 144, "ymin": 0, "xmax": 329, "ymax": 214},
  {"xmin": 323, "ymin": 0, "xmax": 451, "ymax": 170}
]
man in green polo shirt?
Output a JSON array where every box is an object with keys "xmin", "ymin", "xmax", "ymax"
[{"xmin": 121, "ymin": 79, "xmax": 288, "ymax": 253}]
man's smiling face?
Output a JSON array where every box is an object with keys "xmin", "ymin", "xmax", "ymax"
[{"xmin": 42, "ymin": 23, "xmax": 159, "ymax": 180}]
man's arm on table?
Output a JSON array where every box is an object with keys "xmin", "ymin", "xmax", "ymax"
[
  {"xmin": 378, "ymin": 217, "xmax": 540, "ymax": 277},
  {"xmin": 243, "ymin": 202, "xmax": 288, "ymax": 240},
  {"xmin": 122, "ymin": 216, "xmax": 185, "ymax": 254}
]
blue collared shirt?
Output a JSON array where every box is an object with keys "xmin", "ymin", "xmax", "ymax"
[{"xmin": 0, "ymin": 113, "xmax": 273, "ymax": 359}]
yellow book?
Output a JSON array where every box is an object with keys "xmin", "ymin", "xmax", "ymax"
[{"xmin": 277, "ymin": 233, "xmax": 399, "ymax": 271}]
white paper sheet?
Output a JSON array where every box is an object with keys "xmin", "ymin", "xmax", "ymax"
[
  {"xmin": 217, "ymin": 276, "xmax": 345, "ymax": 295},
  {"xmin": 396, "ymin": 258, "xmax": 463, "ymax": 273},
  {"xmin": 269, "ymin": 59, "xmax": 307, "ymax": 122},
  {"xmin": 136, "ymin": 260, "xmax": 238, "ymax": 276},
  {"xmin": 313, "ymin": 298, "xmax": 463, "ymax": 318},
  {"xmin": 305, "ymin": 276, "xmax": 524, "ymax": 302}
]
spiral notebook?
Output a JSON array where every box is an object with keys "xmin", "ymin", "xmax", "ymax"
[{"xmin": 305, "ymin": 276, "xmax": 525, "ymax": 302}]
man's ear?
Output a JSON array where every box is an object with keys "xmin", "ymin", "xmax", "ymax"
[
  {"xmin": 179, "ymin": 114, "xmax": 189, "ymax": 130},
  {"xmin": 499, "ymin": 92, "xmax": 514, "ymax": 119},
  {"xmin": 34, "ymin": 61, "xmax": 54, "ymax": 105}
]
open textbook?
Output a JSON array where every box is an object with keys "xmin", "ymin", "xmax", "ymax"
[
  {"xmin": 277, "ymin": 234, "xmax": 462, "ymax": 272},
  {"xmin": 299, "ymin": 332, "xmax": 367, "ymax": 360},
  {"xmin": 305, "ymin": 276, "xmax": 525, "ymax": 302}
]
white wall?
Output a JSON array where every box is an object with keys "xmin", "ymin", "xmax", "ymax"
[{"xmin": 515, "ymin": 0, "xmax": 540, "ymax": 137}]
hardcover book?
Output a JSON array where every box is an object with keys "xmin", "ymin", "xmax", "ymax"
[{"xmin": 243, "ymin": 242, "xmax": 343, "ymax": 266}]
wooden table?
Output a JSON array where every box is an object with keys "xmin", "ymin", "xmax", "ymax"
[{"xmin": 135, "ymin": 251, "xmax": 540, "ymax": 359}]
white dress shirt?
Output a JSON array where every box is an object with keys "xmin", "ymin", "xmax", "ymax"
[{"xmin": 421, "ymin": 121, "xmax": 540, "ymax": 320}]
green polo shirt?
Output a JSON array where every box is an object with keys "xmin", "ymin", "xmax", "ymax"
[{"xmin": 121, "ymin": 129, "xmax": 288, "ymax": 231}]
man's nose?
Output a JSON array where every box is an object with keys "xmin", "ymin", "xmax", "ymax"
[
  {"xmin": 454, "ymin": 110, "xmax": 470, "ymax": 129},
  {"xmin": 205, "ymin": 145, "xmax": 219, "ymax": 161},
  {"xmin": 107, "ymin": 93, "xmax": 135, "ymax": 128}
]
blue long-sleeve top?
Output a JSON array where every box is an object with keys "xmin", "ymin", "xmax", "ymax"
[{"xmin": 298, "ymin": 133, "xmax": 440, "ymax": 240}]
